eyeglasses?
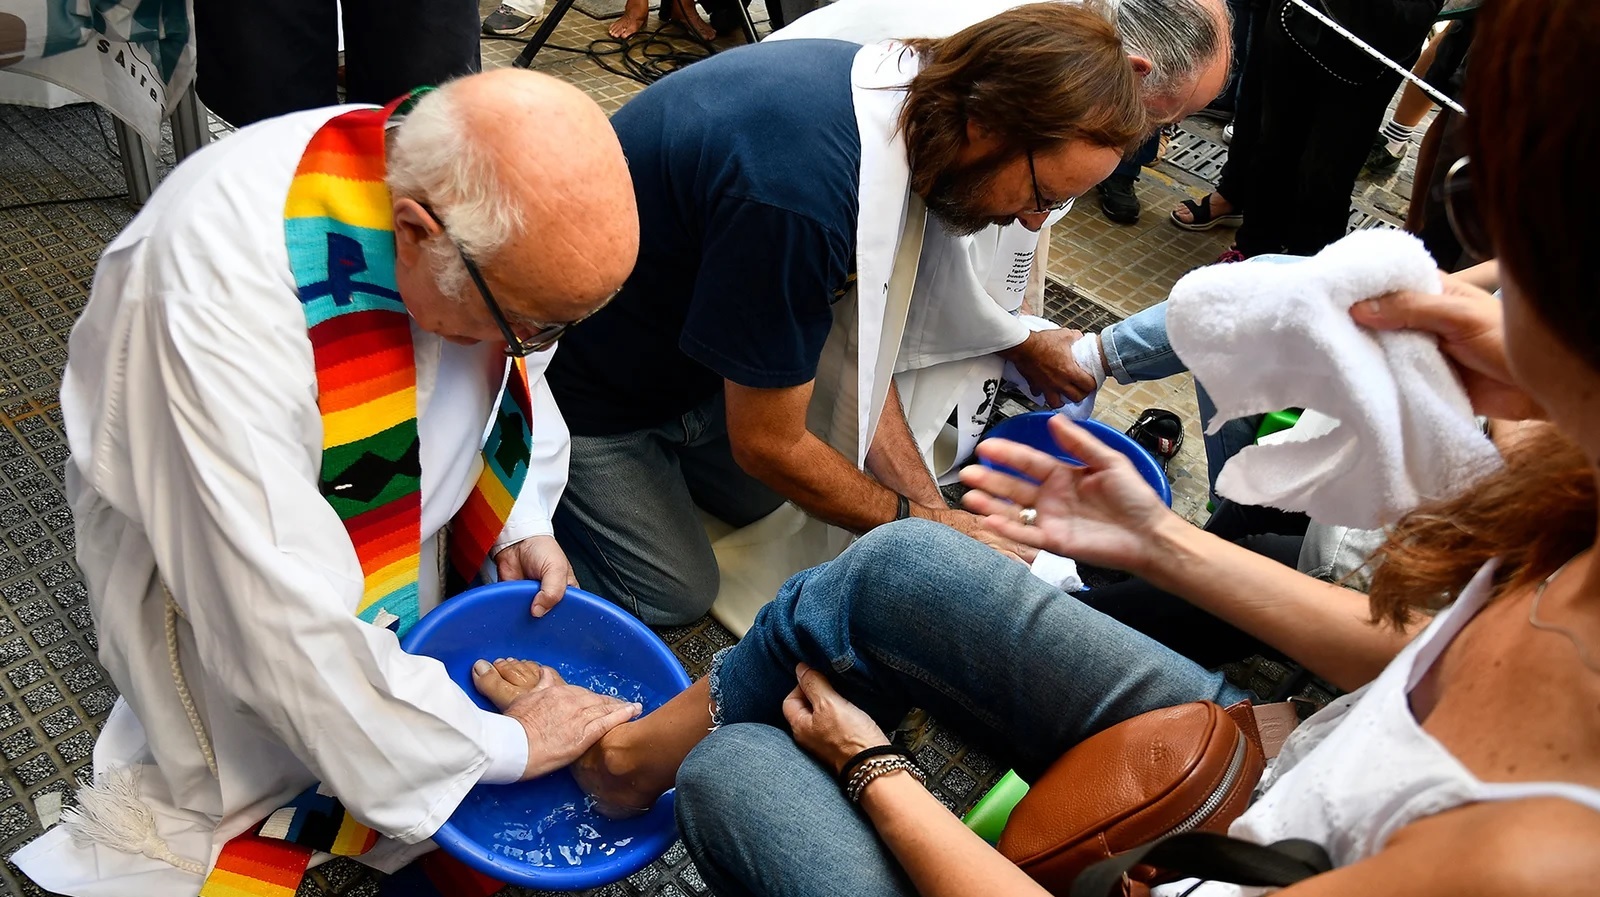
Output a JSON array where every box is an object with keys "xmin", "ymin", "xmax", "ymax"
[
  {"xmin": 1026, "ymin": 148, "xmax": 1074, "ymax": 214},
  {"xmin": 1442, "ymin": 156, "xmax": 1492, "ymax": 261},
  {"xmin": 419, "ymin": 203, "xmax": 611, "ymax": 356}
]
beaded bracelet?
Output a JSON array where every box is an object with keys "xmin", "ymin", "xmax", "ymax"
[
  {"xmin": 839, "ymin": 745, "xmax": 907, "ymax": 787},
  {"xmin": 846, "ymin": 756, "xmax": 924, "ymax": 803}
]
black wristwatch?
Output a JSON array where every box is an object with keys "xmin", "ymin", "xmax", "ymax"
[{"xmin": 894, "ymin": 493, "xmax": 911, "ymax": 521}]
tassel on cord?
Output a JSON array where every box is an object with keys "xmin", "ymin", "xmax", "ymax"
[{"xmin": 60, "ymin": 766, "xmax": 207, "ymax": 876}]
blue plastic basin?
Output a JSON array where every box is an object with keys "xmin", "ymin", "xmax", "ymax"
[
  {"xmin": 979, "ymin": 413, "xmax": 1173, "ymax": 507},
  {"xmin": 400, "ymin": 582, "xmax": 691, "ymax": 890}
]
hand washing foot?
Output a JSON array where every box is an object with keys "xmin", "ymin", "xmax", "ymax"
[{"xmin": 574, "ymin": 676, "xmax": 719, "ymax": 818}]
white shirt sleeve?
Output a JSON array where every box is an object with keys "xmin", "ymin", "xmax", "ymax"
[
  {"xmin": 69, "ymin": 287, "xmax": 517, "ymax": 843},
  {"xmin": 493, "ymin": 347, "xmax": 571, "ymax": 554},
  {"xmin": 479, "ymin": 713, "xmax": 531, "ymax": 784}
]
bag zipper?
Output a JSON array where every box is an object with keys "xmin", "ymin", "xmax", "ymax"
[{"xmin": 1160, "ymin": 731, "xmax": 1248, "ymax": 838}]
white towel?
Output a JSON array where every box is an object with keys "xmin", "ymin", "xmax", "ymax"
[
  {"xmin": 1001, "ymin": 314, "xmax": 1097, "ymax": 420},
  {"xmin": 1166, "ymin": 230, "xmax": 1502, "ymax": 528},
  {"xmin": 1030, "ymin": 550, "xmax": 1086, "ymax": 592}
]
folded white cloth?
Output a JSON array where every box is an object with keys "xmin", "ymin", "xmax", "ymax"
[
  {"xmin": 1030, "ymin": 550, "xmax": 1086, "ymax": 592},
  {"xmin": 1001, "ymin": 314, "xmax": 1097, "ymax": 420},
  {"xmin": 1166, "ymin": 230, "xmax": 1502, "ymax": 528}
]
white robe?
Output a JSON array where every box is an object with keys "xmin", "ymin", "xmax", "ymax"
[{"xmin": 12, "ymin": 107, "xmax": 568, "ymax": 896}]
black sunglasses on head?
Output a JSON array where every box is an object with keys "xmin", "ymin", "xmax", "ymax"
[{"xmin": 418, "ymin": 203, "xmax": 613, "ymax": 356}]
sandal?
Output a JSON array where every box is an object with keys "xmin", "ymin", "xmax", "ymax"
[
  {"xmin": 1170, "ymin": 194, "xmax": 1243, "ymax": 232},
  {"xmin": 1126, "ymin": 408, "xmax": 1184, "ymax": 475}
]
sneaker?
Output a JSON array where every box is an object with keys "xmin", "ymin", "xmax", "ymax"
[
  {"xmin": 482, "ymin": 3, "xmax": 539, "ymax": 34},
  {"xmin": 1222, "ymin": 122, "xmax": 1234, "ymax": 145},
  {"xmin": 1362, "ymin": 137, "xmax": 1405, "ymax": 178},
  {"xmin": 1096, "ymin": 173, "xmax": 1141, "ymax": 225}
]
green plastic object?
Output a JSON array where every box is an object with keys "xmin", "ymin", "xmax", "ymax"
[
  {"xmin": 962, "ymin": 769, "xmax": 1031, "ymax": 844},
  {"xmin": 1255, "ymin": 409, "xmax": 1303, "ymax": 441}
]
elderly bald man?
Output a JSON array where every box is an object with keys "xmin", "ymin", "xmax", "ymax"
[{"xmin": 12, "ymin": 70, "xmax": 639, "ymax": 897}]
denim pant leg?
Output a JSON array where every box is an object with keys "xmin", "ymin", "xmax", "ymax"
[
  {"xmin": 552, "ymin": 422, "xmax": 722, "ymax": 626},
  {"xmin": 677, "ymin": 724, "xmax": 917, "ymax": 897},
  {"xmin": 710, "ymin": 519, "xmax": 1249, "ymax": 781},
  {"xmin": 1101, "ymin": 302, "xmax": 1261, "ymax": 496},
  {"xmin": 1101, "ymin": 302, "xmax": 1184, "ymax": 384}
]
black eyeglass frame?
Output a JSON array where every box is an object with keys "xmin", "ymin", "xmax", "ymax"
[
  {"xmin": 417, "ymin": 203, "xmax": 601, "ymax": 357},
  {"xmin": 1025, "ymin": 148, "xmax": 1074, "ymax": 214}
]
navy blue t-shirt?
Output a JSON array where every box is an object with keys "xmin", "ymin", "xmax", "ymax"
[{"xmin": 547, "ymin": 39, "xmax": 863, "ymax": 435}]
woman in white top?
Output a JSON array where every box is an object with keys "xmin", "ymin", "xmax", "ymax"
[{"xmin": 553, "ymin": 0, "xmax": 1600, "ymax": 892}]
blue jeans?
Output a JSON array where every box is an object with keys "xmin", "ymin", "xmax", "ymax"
[
  {"xmin": 552, "ymin": 393, "xmax": 785, "ymax": 625},
  {"xmin": 1099, "ymin": 301, "xmax": 1259, "ymax": 494},
  {"xmin": 679, "ymin": 520, "xmax": 1249, "ymax": 896}
]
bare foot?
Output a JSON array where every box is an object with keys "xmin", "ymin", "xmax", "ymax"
[
  {"xmin": 472, "ymin": 657, "xmax": 560, "ymax": 709},
  {"xmin": 661, "ymin": 0, "xmax": 716, "ymax": 41},
  {"xmin": 571, "ymin": 728, "xmax": 660, "ymax": 819},
  {"xmin": 608, "ymin": 0, "xmax": 649, "ymax": 38},
  {"xmin": 572, "ymin": 675, "xmax": 718, "ymax": 818},
  {"xmin": 473, "ymin": 659, "xmax": 645, "ymax": 782}
]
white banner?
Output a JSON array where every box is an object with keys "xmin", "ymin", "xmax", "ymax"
[{"xmin": 0, "ymin": 1, "xmax": 196, "ymax": 145}]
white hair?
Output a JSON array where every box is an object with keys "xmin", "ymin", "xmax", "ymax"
[
  {"xmin": 385, "ymin": 87, "xmax": 525, "ymax": 300},
  {"xmin": 1106, "ymin": 0, "xmax": 1229, "ymax": 100}
]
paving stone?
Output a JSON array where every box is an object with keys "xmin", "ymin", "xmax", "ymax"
[
  {"xmin": 38, "ymin": 707, "xmax": 80, "ymax": 740},
  {"xmin": 1, "ymin": 728, "xmax": 38, "ymax": 760},
  {"xmin": 13, "ymin": 754, "xmax": 58, "ymax": 786}
]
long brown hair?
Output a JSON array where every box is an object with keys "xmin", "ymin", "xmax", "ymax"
[
  {"xmin": 897, "ymin": 1, "xmax": 1148, "ymax": 198},
  {"xmin": 1368, "ymin": 0, "xmax": 1600, "ymax": 626},
  {"xmin": 1368, "ymin": 425, "xmax": 1596, "ymax": 627}
]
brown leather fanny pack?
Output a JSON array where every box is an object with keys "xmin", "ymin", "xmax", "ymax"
[{"xmin": 997, "ymin": 701, "xmax": 1286, "ymax": 895}]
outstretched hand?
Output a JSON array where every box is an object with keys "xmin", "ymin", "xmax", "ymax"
[
  {"xmin": 959, "ymin": 413, "xmax": 1175, "ymax": 573},
  {"xmin": 1350, "ymin": 278, "xmax": 1543, "ymax": 421}
]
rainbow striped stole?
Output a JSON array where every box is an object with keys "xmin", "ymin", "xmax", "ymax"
[
  {"xmin": 448, "ymin": 355, "xmax": 533, "ymax": 593},
  {"xmin": 199, "ymin": 93, "xmax": 529, "ymax": 896},
  {"xmin": 284, "ymin": 96, "xmax": 426, "ymax": 634}
]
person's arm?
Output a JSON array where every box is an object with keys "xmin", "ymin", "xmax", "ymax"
[
  {"xmin": 1446, "ymin": 259, "xmax": 1498, "ymax": 293},
  {"xmin": 1273, "ymin": 797, "xmax": 1600, "ymax": 896},
  {"xmin": 725, "ymin": 378, "xmax": 988, "ymax": 537},
  {"xmin": 864, "ymin": 379, "xmax": 944, "ymax": 506},
  {"xmin": 782, "ymin": 665, "xmax": 1052, "ymax": 897},
  {"xmin": 961, "ymin": 415, "xmax": 1419, "ymax": 691}
]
